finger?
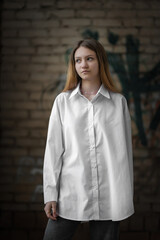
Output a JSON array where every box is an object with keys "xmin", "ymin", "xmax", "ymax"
[
  {"xmin": 44, "ymin": 204, "xmax": 56, "ymax": 220},
  {"xmin": 52, "ymin": 203, "xmax": 58, "ymax": 218},
  {"xmin": 44, "ymin": 205, "xmax": 50, "ymax": 213},
  {"xmin": 46, "ymin": 211, "xmax": 57, "ymax": 221}
]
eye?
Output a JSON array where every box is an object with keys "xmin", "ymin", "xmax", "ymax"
[
  {"xmin": 75, "ymin": 59, "xmax": 81, "ymax": 63},
  {"xmin": 87, "ymin": 57, "xmax": 93, "ymax": 61}
]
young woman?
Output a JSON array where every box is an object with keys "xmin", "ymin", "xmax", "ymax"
[{"xmin": 43, "ymin": 38, "xmax": 134, "ymax": 240}]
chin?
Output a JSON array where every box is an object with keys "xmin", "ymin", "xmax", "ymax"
[{"xmin": 82, "ymin": 76, "xmax": 91, "ymax": 80}]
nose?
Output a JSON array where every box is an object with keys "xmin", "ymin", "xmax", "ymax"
[{"xmin": 81, "ymin": 60, "xmax": 88, "ymax": 68}]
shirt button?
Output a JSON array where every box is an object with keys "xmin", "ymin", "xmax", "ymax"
[
  {"xmin": 92, "ymin": 164, "xmax": 97, "ymax": 168},
  {"xmin": 93, "ymin": 185, "xmax": 98, "ymax": 190},
  {"xmin": 90, "ymin": 145, "xmax": 95, "ymax": 149}
]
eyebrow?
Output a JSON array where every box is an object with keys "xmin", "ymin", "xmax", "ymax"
[{"xmin": 75, "ymin": 55, "xmax": 95, "ymax": 59}]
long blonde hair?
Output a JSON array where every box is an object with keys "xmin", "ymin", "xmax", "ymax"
[{"xmin": 62, "ymin": 38, "xmax": 120, "ymax": 93}]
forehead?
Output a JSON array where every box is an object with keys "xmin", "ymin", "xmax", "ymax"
[{"xmin": 74, "ymin": 46, "xmax": 96, "ymax": 58}]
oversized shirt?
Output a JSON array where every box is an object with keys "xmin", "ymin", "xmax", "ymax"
[{"xmin": 43, "ymin": 81, "xmax": 134, "ymax": 221}]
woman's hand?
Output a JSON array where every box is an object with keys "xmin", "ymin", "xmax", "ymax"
[{"xmin": 44, "ymin": 201, "xmax": 58, "ymax": 220}]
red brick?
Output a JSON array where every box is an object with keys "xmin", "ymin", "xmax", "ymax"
[
  {"xmin": 0, "ymin": 158, "xmax": 12, "ymax": 166},
  {"xmin": 140, "ymin": 195, "xmax": 160, "ymax": 204},
  {"xmin": 109, "ymin": 27, "xmax": 138, "ymax": 36},
  {"xmin": 0, "ymin": 184, "xmax": 35, "ymax": 193},
  {"xmin": 62, "ymin": 18, "xmax": 91, "ymax": 27},
  {"xmin": 47, "ymin": 9, "xmax": 74, "ymax": 18},
  {"xmin": 35, "ymin": 211, "xmax": 48, "ymax": 229},
  {"xmin": 46, "ymin": 64, "xmax": 67, "ymax": 72},
  {"xmin": 77, "ymin": 10, "xmax": 105, "ymax": 18},
  {"xmin": 137, "ymin": 10, "xmax": 160, "ymax": 17},
  {"xmin": 3, "ymin": 2, "xmax": 24, "ymax": 9},
  {"xmin": 15, "ymin": 82, "xmax": 42, "ymax": 91},
  {"xmin": 16, "ymin": 11, "xmax": 45, "ymax": 20},
  {"xmin": 0, "ymin": 211, "xmax": 12, "ymax": 228},
  {"xmin": 0, "ymin": 230, "xmax": 11, "ymax": 239},
  {"xmin": 2, "ymin": 38, "xmax": 29, "ymax": 46},
  {"xmin": 17, "ymin": 47, "xmax": 36, "ymax": 54},
  {"xmin": 31, "ymin": 37, "xmax": 59, "ymax": 46},
  {"xmin": 30, "ymin": 110, "xmax": 50, "ymax": 119},
  {"xmin": 0, "ymin": 138, "xmax": 14, "ymax": 146},
  {"xmin": 16, "ymin": 138, "xmax": 45, "ymax": 147},
  {"xmin": 26, "ymin": 2, "xmax": 40, "ymax": 9},
  {"xmin": 14, "ymin": 194, "xmax": 31, "ymax": 203},
  {"xmin": 0, "ymin": 175, "xmax": 13, "ymax": 183},
  {"xmin": 1, "ymin": 62, "xmax": 14, "ymax": 71},
  {"xmin": 28, "ymin": 148, "xmax": 45, "ymax": 156},
  {"xmin": 2, "ymin": 129, "xmax": 28, "ymax": 137},
  {"xmin": 2, "ymin": 10, "xmax": 15, "ymax": 19},
  {"xmin": 135, "ymin": 2, "xmax": 150, "ymax": 9},
  {"xmin": 29, "ymin": 230, "xmax": 44, "ymax": 240},
  {"xmin": 30, "ymin": 72, "xmax": 56, "ymax": 81},
  {"xmin": 37, "ymin": 46, "xmax": 65, "ymax": 54},
  {"xmin": 135, "ymin": 203, "xmax": 151, "ymax": 212},
  {"xmin": 120, "ymin": 232, "xmax": 149, "ymax": 240},
  {"xmin": 1, "ymin": 72, "xmax": 29, "ymax": 82},
  {"xmin": 145, "ymin": 214, "xmax": 159, "ymax": 231},
  {"xmin": 73, "ymin": 1, "xmax": 102, "ymax": 9},
  {"xmin": 15, "ymin": 63, "xmax": 45, "ymax": 71},
  {"xmin": 2, "ymin": 29, "xmax": 17, "ymax": 37},
  {"xmin": 57, "ymin": 1, "xmax": 73, "ymax": 8},
  {"xmin": 140, "ymin": 28, "xmax": 160, "ymax": 36},
  {"xmin": 13, "ymin": 101, "xmax": 37, "ymax": 110},
  {"xmin": 19, "ymin": 29, "xmax": 48, "ymax": 38},
  {"xmin": 2, "ymin": 20, "xmax": 30, "ymax": 28},
  {"xmin": 0, "ymin": 147, "xmax": 28, "ymax": 156},
  {"xmin": 93, "ymin": 19, "xmax": 122, "ymax": 27},
  {"xmin": 104, "ymin": 1, "xmax": 133, "ymax": 9},
  {"xmin": 2, "ymin": 110, "xmax": 28, "ymax": 119},
  {"xmin": 1, "ymin": 203, "xmax": 27, "ymax": 211},
  {"xmin": 129, "ymin": 214, "xmax": 144, "ymax": 231},
  {"xmin": 0, "ymin": 193, "xmax": 13, "ymax": 201},
  {"xmin": 152, "ymin": 204, "xmax": 160, "ymax": 212},
  {"xmin": 18, "ymin": 120, "xmax": 47, "ymax": 128},
  {"xmin": 123, "ymin": 18, "xmax": 153, "ymax": 27},
  {"xmin": 151, "ymin": 233, "xmax": 160, "ymax": 240},
  {"xmin": 32, "ymin": 20, "xmax": 59, "ymax": 28},
  {"xmin": 28, "ymin": 203, "xmax": 44, "ymax": 211},
  {"xmin": 12, "ymin": 230, "xmax": 28, "ymax": 240},
  {"xmin": 107, "ymin": 10, "xmax": 136, "ymax": 18},
  {"xmin": 0, "ymin": 120, "xmax": 15, "ymax": 128},
  {"xmin": 14, "ymin": 212, "xmax": 36, "ymax": 229},
  {"xmin": 119, "ymin": 218, "xmax": 129, "ymax": 231},
  {"xmin": 3, "ymin": 56, "xmax": 30, "ymax": 63},
  {"xmin": 31, "ymin": 55, "xmax": 60, "ymax": 63},
  {"xmin": 2, "ymin": 47, "xmax": 15, "ymax": 54}
]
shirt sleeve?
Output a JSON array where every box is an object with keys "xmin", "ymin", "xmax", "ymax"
[
  {"xmin": 43, "ymin": 96, "xmax": 64, "ymax": 204},
  {"xmin": 122, "ymin": 96, "xmax": 134, "ymax": 196}
]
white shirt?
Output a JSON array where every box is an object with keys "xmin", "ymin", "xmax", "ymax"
[{"xmin": 43, "ymin": 81, "xmax": 134, "ymax": 221}]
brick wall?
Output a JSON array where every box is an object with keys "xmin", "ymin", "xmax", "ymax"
[{"xmin": 0, "ymin": 0, "xmax": 160, "ymax": 239}]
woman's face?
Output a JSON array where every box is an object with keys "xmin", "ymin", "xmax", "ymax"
[{"xmin": 74, "ymin": 46, "xmax": 100, "ymax": 82}]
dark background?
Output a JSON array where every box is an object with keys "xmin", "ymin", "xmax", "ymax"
[{"xmin": 0, "ymin": 0, "xmax": 160, "ymax": 239}]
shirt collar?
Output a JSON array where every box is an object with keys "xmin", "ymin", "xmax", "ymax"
[{"xmin": 69, "ymin": 81, "xmax": 111, "ymax": 100}]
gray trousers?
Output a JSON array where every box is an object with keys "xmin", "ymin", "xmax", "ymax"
[{"xmin": 43, "ymin": 216, "xmax": 120, "ymax": 240}]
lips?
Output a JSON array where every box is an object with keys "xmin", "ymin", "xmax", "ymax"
[{"xmin": 82, "ymin": 71, "xmax": 89, "ymax": 73}]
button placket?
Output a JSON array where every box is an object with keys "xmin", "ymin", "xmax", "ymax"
[{"xmin": 88, "ymin": 102, "xmax": 99, "ymax": 219}]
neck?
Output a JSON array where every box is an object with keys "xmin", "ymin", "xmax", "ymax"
[{"xmin": 80, "ymin": 79, "xmax": 101, "ymax": 95}]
